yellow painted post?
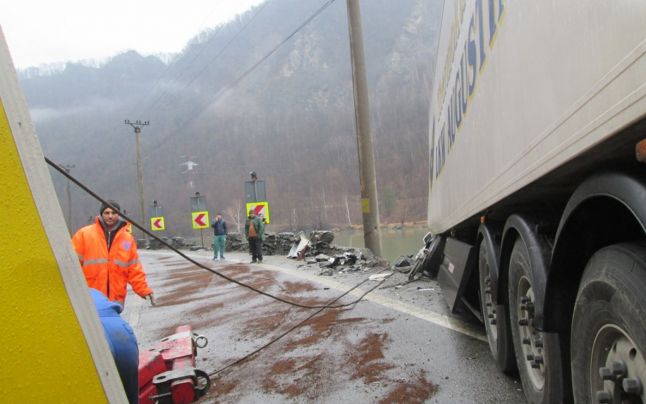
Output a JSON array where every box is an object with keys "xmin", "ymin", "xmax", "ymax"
[{"xmin": 0, "ymin": 29, "xmax": 126, "ymax": 402}]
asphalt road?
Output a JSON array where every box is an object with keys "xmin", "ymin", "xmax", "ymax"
[{"xmin": 123, "ymin": 250, "xmax": 525, "ymax": 403}]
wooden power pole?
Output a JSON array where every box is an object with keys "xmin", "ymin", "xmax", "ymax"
[
  {"xmin": 346, "ymin": 0, "xmax": 382, "ymax": 257},
  {"xmin": 125, "ymin": 119, "xmax": 149, "ymax": 238}
]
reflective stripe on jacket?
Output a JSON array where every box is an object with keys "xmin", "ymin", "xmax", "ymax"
[{"xmin": 72, "ymin": 217, "xmax": 152, "ymax": 304}]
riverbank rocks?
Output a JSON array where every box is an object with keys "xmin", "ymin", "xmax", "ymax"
[
  {"xmin": 263, "ymin": 232, "xmax": 299, "ymax": 255},
  {"xmin": 223, "ymin": 231, "xmax": 299, "ymax": 256},
  {"xmin": 291, "ymin": 234, "xmax": 389, "ymax": 275},
  {"xmin": 141, "ymin": 236, "xmax": 197, "ymax": 250},
  {"xmin": 149, "ymin": 229, "xmax": 389, "ymax": 276},
  {"xmin": 309, "ymin": 230, "xmax": 334, "ymax": 244},
  {"xmin": 226, "ymin": 232, "xmax": 247, "ymax": 251}
]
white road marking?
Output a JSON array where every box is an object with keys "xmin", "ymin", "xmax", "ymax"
[
  {"xmin": 141, "ymin": 251, "xmax": 487, "ymax": 342},
  {"xmin": 260, "ymin": 262, "xmax": 487, "ymax": 342}
]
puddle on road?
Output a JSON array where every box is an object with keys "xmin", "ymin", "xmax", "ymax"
[{"xmin": 146, "ymin": 259, "xmax": 438, "ymax": 403}]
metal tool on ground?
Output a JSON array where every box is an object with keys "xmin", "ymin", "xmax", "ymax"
[{"xmin": 138, "ymin": 325, "xmax": 210, "ymax": 404}]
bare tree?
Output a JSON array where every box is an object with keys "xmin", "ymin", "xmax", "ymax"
[
  {"xmin": 225, "ymin": 199, "xmax": 243, "ymax": 232},
  {"xmin": 344, "ymin": 195, "xmax": 352, "ymax": 228}
]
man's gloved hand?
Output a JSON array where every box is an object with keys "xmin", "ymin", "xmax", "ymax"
[{"xmin": 146, "ymin": 293, "xmax": 156, "ymax": 307}]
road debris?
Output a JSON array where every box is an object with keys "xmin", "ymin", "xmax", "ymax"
[{"xmin": 368, "ymin": 272, "xmax": 393, "ymax": 282}]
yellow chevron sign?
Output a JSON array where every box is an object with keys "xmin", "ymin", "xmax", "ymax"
[
  {"xmin": 246, "ymin": 201, "xmax": 270, "ymax": 224},
  {"xmin": 150, "ymin": 216, "xmax": 165, "ymax": 231}
]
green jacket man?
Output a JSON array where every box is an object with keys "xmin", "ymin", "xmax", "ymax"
[{"xmin": 244, "ymin": 210, "xmax": 264, "ymax": 263}]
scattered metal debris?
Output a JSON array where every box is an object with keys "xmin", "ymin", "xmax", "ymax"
[{"xmin": 284, "ymin": 231, "xmax": 391, "ymax": 275}]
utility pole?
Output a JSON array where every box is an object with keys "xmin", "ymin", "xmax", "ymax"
[
  {"xmin": 125, "ymin": 119, "xmax": 149, "ymax": 238},
  {"xmin": 346, "ymin": 0, "xmax": 382, "ymax": 257},
  {"xmin": 61, "ymin": 163, "xmax": 75, "ymax": 231}
]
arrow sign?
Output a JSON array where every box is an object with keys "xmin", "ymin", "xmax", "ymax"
[
  {"xmin": 245, "ymin": 201, "xmax": 270, "ymax": 224},
  {"xmin": 191, "ymin": 211, "xmax": 209, "ymax": 229},
  {"xmin": 150, "ymin": 216, "xmax": 165, "ymax": 231}
]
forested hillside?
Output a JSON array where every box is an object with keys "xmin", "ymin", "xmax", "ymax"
[{"xmin": 20, "ymin": 0, "xmax": 441, "ymax": 234}]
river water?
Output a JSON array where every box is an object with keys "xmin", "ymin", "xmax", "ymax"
[{"xmin": 332, "ymin": 226, "xmax": 430, "ymax": 262}]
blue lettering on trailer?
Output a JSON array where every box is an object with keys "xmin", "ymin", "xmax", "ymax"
[{"xmin": 432, "ymin": 0, "xmax": 505, "ymax": 178}]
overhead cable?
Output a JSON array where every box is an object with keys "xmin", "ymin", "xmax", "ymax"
[
  {"xmin": 209, "ymin": 274, "xmax": 388, "ymax": 377},
  {"xmin": 140, "ymin": 1, "xmax": 271, "ymax": 119},
  {"xmin": 46, "ymin": 155, "xmax": 389, "ymax": 310},
  {"xmin": 142, "ymin": 0, "xmax": 338, "ymax": 160}
]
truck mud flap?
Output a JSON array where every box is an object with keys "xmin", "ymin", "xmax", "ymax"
[{"xmin": 437, "ymin": 237, "xmax": 478, "ymax": 315}]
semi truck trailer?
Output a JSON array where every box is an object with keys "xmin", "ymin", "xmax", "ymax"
[{"xmin": 426, "ymin": 1, "xmax": 646, "ymax": 403}]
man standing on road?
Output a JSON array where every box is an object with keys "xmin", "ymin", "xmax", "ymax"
[
  {"xmin": 72, "ymin": 200, "xmax": 155, "ymax": 307},
  {"xmin": 244, "ymin": 209, "xmax": 264, "ymax": 263},
  {"xmin": 211, "ymin": 213, "xmax": 228, "ymax": 260}
]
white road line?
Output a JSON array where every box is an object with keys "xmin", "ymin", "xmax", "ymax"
[
  {"xmin": 141, "ymin": 251, "xmax": 487, "ymax": 342},
  {"xmin": 260, "ymin": 262, "xmax": 487, "ymax": 342}
]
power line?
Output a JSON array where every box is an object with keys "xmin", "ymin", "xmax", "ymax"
[
  {"xmin": 155, "ymin": 1, "xmax": 271, "ymax": 114},
  {"xmin": 137, "ymin": 2, "xmax": 271, "ymax": 123},
  {"xmin": 209, "ymin": 274, "xmax": 393, "ymax": 377},
  {"xmin": 48, "ymin": 150, "xmax": 393, "ymax": 379},
  {"xmin": 132, "ymin": 1, "xmax": 246, "ymax": 119},
  {"xmin": 46, "ymin": 154, "xmax": 388, "ymax": 311},
  {"xmin": 142, "ymin": 0, "xmax": 338, "ymax": 161},
  {"xmin": 133, "ymin": 25, "xmax": 225, "ymax": 119},
  {"xmin": 221, "ymin": 0, "xmax": 338, "ymax": 96}
]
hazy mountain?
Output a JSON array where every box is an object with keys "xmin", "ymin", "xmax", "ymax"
[{"xmin": 20, "ymin": 0, "xmax": 442, "ymax": 234}]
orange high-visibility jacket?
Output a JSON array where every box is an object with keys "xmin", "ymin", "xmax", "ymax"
[{"xmin": 72, "ymin": 217, "xmax": 152, "ymax": 305}]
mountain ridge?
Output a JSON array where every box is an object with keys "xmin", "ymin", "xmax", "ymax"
[{"xmin": 20, "ymin": 0, "xmax": 442, "ymax": 234}]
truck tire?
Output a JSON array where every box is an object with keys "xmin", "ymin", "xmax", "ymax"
[
  {"xmin": 478, "ymin": 242, "xmax": 516, "ymax": 374},
  {"xmin": 571, "ymin": 242, "xmax": 646, "ymax": 404},
  {"xmin": 508, "ymin": 239, "xmax": 568, "ymax": 404}
]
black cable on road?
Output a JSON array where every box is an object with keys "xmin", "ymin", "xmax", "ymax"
[
  {"xmin": 46, "ymin": 156, "xmax": 390, "ymax": 310},
  {"xmin": 210, "ymin": 273, "xmax": 390, "ymax": 377}
]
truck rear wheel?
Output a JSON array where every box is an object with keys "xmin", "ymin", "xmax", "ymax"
[
  {"xmin": 479, "ymin": 241, "xmax": 516, "ymax": 373},
  {"xmin": 571, "ymin": 242, "xmax": 646, "ymax": 404},
  {"xmin": 508, "ymin": 239, "xmax": 567, "ymax": 403}
]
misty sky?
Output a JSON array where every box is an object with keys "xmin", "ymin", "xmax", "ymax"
[{"xmin": 0, "ymin": 0, "xmax": 265, "ymax": 69}]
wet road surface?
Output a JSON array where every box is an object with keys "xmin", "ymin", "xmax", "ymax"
[{"xmin": 124, "ymin": 251, "xmax": 525, "ymax": 403}]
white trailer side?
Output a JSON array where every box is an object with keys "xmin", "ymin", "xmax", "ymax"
[
  {"xmin": 428, "ymin": 0, "xmax": 646, "ymax": 232},
  {"xmin": 424, "ymin": 2, "xmax": 646, "ymax": 403}
]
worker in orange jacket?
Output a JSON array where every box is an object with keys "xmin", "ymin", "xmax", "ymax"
[{"xmin": 72, "ymin": 200, "xmax": 155, "ymax": 307}]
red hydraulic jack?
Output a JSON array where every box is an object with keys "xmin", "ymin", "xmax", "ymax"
[{"xmin": 138, "ymin": 325, "xmax": 211, "ymax": 404}]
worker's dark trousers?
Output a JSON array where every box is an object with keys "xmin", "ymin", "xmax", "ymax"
[{"xmin": 249, "ymin": 236, "xmax": 263, "ymax": 262}]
